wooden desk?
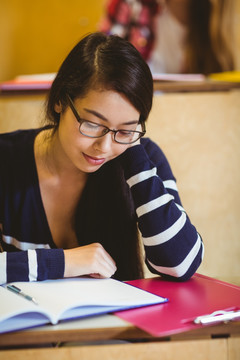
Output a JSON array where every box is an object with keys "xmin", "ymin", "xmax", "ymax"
[
  {"xmin": 1, "ymin": 78, "xmax": 240, "ymax": 95},
  {"xmin": 153, "ymin": 80, "xmax": 240, "ymax": 93},
  {"xmin": 0, "ymin": 314, "xmax": 239, "ymax": 360}
]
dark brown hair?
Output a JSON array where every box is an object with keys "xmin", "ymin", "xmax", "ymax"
[{"xmin": 46, "ymin": 32, "xmax": 153, "ymax": 127}]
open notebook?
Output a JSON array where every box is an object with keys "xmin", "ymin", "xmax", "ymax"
[{"xmin": 0, "ymin": 277, "xmax": 167, "ymax": 333}]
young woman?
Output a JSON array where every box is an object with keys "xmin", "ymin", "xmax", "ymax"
[{"xmin": 0, "ymin": 32, "xmax": 203, "ymax": 285}]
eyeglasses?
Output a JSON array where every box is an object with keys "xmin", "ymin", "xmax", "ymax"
[{"xmin": 67, "ymin": 95, "xmax": 146, "ymax": 144}]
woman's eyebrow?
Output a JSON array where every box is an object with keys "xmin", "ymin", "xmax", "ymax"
[
  {"xmin": 83, "ymin": 108, "xmax": 139, "ymax": 125},
  {"xmin": 84, "ymin": 108, "xmax": 107, "ymax": 121}
]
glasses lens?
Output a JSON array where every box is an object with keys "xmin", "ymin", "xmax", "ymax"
[
  {"xmin": 80, "ymin": 121, "xmax": 107, "ymax": 137},
  {"xmin": 115, "ymin": 130, "xmax": 142, "ymax": 144}
]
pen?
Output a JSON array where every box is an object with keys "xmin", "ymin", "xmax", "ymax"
[
  {"xmin": 194, "ymin": 310, "xmax": 240, "ymax": 325},
  {"xmin": 7, "ymin": 284, "xmax": 38, "ymax": 305}
]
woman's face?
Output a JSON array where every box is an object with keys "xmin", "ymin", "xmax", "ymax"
[{"xmin": 54, "ymin": 89, "xmax": 140, "ymax": 174}]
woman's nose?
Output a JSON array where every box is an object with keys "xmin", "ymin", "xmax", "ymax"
[{"xmin": 93, "ymin": 132, "xmax": 113, "ymax": 153}]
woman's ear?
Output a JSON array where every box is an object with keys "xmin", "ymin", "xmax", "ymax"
[{"xmin": 54, "ymin": 102, "xmax": 62, "ymax": 113}]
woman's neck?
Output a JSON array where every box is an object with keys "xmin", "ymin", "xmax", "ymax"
[
  {"xmin": 34, "ymin": 127, "xmax": 88, "ymax": 249},
  {"xmin": 35, "ymin": 127, "xmax": 88, "ymax": 186}
]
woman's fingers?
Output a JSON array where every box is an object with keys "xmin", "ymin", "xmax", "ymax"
[{"xmin": 64, "ymin": 243, "xmax": 117, "ymax": 278}]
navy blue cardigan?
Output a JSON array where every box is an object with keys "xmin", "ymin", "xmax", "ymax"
[{"xmin": 0, "ymin": 129, "xmax": 203, "ymax": 284}]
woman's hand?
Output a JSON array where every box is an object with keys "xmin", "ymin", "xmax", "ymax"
[{"xmin": 63, "ymin": 243, "xmax": 117, "ymax": 279}]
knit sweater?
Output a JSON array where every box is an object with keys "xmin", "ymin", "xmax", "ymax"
[{"xmin": 0, "ymin": 129, "xmax": 203, "ymax": 284}]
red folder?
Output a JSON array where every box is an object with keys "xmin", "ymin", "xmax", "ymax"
[{"xmin": 115, "ymin": 274, "xmax": 240, "ymax": 337}]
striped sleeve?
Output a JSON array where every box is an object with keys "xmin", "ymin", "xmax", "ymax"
[
  {"xmin": 0, "ymin": 247, "xmax": 65, "ymax": 285},
  {"xmin": 120, "ymin": 139, "xmax": 204, "ymax": 281}
]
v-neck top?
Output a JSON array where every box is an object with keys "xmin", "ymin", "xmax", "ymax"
[
  {"xmin": 0, "ymin": 128, "xmax": 64, "ymax": 282},
  {"xmin": 0, "ymin": 128, "xmax": 203, "ymax": 284}
]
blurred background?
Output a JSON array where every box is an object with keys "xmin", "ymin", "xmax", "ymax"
[
  {"xmin": 0, "ymin": 0, "xmax": 106, "ymax": 81},
  {"xmin": 0, "ymin": 0, "xmax": 239, "ymax": 82}
]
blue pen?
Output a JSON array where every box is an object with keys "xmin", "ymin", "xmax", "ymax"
[{"xmin": 7, "ymin": 284, "xmax": 38, "ymax": 305}]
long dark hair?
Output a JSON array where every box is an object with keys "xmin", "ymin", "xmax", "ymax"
[
  {"xmin": 76, "ymin": 159, "xmax": 144, "ymax": 281},
  {"xmin": 45, "ymin": 32, "xmax": 153, "ymax": 280}
]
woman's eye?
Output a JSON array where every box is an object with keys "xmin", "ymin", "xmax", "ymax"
[
  {"xmin": 84, "ymin": 121, "xmax": 99, "ymax": 129},
  {"xmin": 118, "ymin": 130, "xmax": 133, "ymax": 137}
]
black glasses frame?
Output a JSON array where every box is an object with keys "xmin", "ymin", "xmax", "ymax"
[{"xmin": 66, "ymin": 95, "xmax": 146, "ymax": 144}]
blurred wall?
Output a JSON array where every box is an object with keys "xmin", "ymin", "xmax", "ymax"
[{"xmin": 0, "ymin": 0, "xmax": 106, "ymax": 81}]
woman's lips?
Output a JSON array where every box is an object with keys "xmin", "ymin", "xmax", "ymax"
[{"xmin": 83, "ymin": 153, "xmax": 105, "ymax": 166}]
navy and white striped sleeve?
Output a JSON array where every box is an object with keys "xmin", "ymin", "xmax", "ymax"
[
  {"xmin": 0, "ymin": 247, "xmax": 65, "ymax": 285},
  {"xmin": 0, "ymin": 130, "xmax": 65, "ymax": 285},
  {"xmin": 120, "ymin": 138, "xmax": 204, "ymax": 281}
]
